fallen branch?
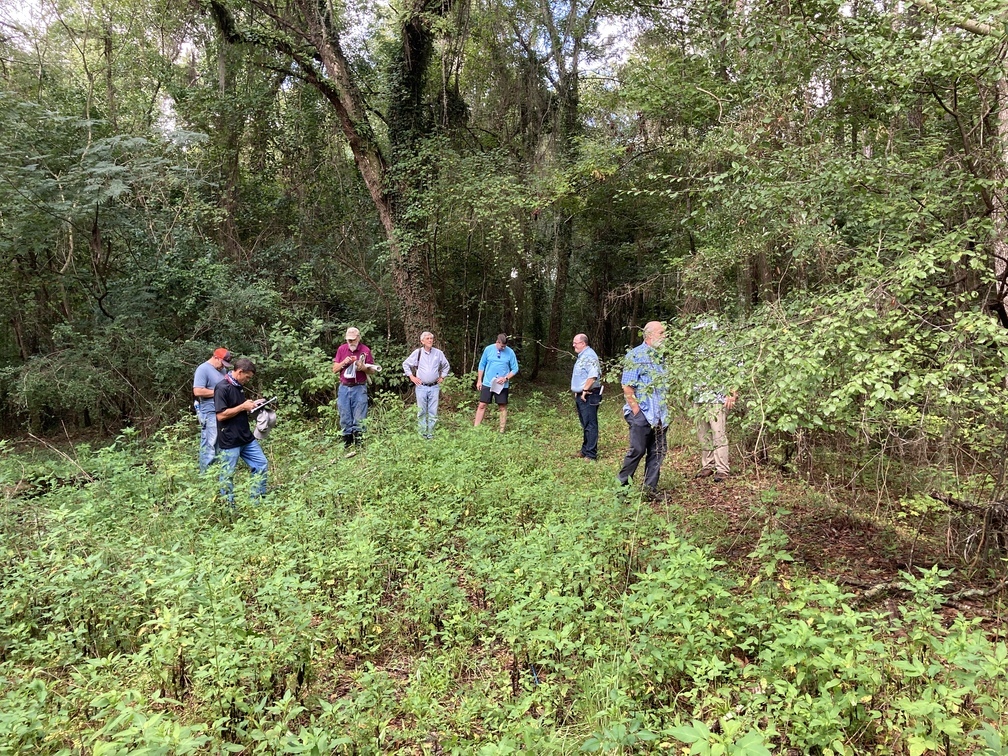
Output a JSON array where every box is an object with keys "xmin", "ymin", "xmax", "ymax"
[
  {"xmin": 27, "ymin": 433, "xmax": 95, "ymax": 483},
  {"xmin": 859, "ymin": 580, "xmax": 911, "ymax": 602},
  {"xmin": 946, "ymin": 577, "xmax": 1008, "ymax": 603},
  {"xmin": 929, "ymin": 492, "xmax": 992, "ymax": 515},
  {"xmin": 855, "ymin": 576, "xmax": 1008, "ymax": 607}
]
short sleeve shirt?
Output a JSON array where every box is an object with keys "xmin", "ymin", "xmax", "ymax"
[
  {"xmin": 214, "ymin": 376, "xmax": 254, "ymax": 449},
  {"xmin": 334, "ymin": 343, "xmax": 373, "ymax": 386},
  {"xmin": 478, "ymin": 345, "xmax": 518, "ymax": 388},
  {"xmin": 621, "ymin": 342, "xmax": 668, "ymax": 427},
  {"xmin": 571, "ymin": 347, "xmax": 601, "ymax": 392},
  {"xmin": 193, "ymin": 361, "xmax": 226, "ymax": 413}
]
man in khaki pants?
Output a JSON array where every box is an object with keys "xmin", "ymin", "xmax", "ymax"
[
  {"xmin": 692, "ymin": 319, "xmax": 738, "ymax": 483},
  {"xmin": 695, "ymin": 392, "xmax": 736, "ymax": 482}
]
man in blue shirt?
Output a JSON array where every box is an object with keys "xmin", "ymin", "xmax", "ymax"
[
  {"xmin": 571, "ymin": 333, "xmax": 602, "ymax": 460},
  {"xmin": 193, "ymin": 348, "xmax": 232, "ymax": 473},
  {"xmin": 474, "ymin": 333, "xmax": 519, "ymax": 432},
  {"xmin": 617, "ymin": 321, "xmax": 669, "ymax": 495}
]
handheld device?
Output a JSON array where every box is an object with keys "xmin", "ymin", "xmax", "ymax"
[{"xmin": 251, "ymin": 396, "xmax": 278, "ymax": 412}]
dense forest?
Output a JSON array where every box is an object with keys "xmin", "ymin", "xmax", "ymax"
[
  {"xmin": 2, "ymin": 0, "xmax": 1008, "ymax": 753},
  {"xmin": 3, "ymin": 0, "xmax": 1005, "ymax": 431}
]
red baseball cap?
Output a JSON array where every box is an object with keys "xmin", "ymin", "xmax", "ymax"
[{"xmin": 213, "ymin": 348, "xmax": 233, "ymax": 368}]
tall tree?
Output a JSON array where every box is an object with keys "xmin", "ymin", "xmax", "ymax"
[
  {"xmin": 208, "ymin": 0, "xmax": 464, "ymax": 339},
  {"xmin": 909, "ymin": 0, "xmax": 1008, "ymax": 318},
  {"xmin": 507, "ymin": 0, "xmax": 602, "ymax": 363}
]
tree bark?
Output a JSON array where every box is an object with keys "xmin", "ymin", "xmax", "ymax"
[
  {"xmin": 541, "ymin": 4, "xmax": 588, "ymax": 366},
  {"xmin": 209, "ymin": 0, "xmax": 438, "ymax": 339}
]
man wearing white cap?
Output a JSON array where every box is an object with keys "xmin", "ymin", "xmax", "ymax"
[
  {"xmin": 193, "ymin": 347, "xmax": 232, "ymax": 473},
  {"xmin": 332, "ymin": 327, "xmax": 379, "ymax": 456}
]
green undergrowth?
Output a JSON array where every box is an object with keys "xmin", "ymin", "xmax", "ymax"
[{"xmin": 1, "ymin": 399, "xmax": 1007, "ymax": 755}]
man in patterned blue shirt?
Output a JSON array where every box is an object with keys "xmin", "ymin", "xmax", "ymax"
[
  {"xmin": 571, "ymin": 333, "xmax": 602, "ymax": 460},
  {"xmin": 617, "ymin": 321, "xmax": 669, "ymax": 495}
]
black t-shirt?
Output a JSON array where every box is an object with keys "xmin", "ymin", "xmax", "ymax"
[{"xmin": 214, "ymin": 378, "xmax": 254, "ymax": 449}]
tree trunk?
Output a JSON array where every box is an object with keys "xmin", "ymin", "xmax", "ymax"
[
  {"xmin": 544, "ymin": 80, "xmax": 580, "ymax": 366},
  {"xmin": 993, "ymin": 71, "xmax": 1008, "ymax": 308},
  {"xmin": 215, "ymin": 37, "xmax": 243, "ymax": 260},
  {"xmin": 545, "ymin": 211, "xmax": 573, "ymax": 366},
  {"xmin": 209, "ymin": 0, "xmax": 438, "ymax": 339}
]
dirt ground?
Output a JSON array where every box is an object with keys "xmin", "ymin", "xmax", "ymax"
[{"xmin": 647, "ymin": 444, "xmax": 1007, "ymax": 632}]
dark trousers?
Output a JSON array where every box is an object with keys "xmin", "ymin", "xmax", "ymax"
[
  {"xmin": 574, "ymin": 390, "xmax": 601, "ymax": 459},
  {"xmin": 618, "ymin": 412, "xmax": 668, "ymax": 493}
]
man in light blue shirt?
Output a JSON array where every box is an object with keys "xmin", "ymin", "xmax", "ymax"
[
  {"xmin": 474, "ymin": 333, "xmax": 519, "ymax": 432},
  {"xmin": 571, "ymin": 333, "xmax": 602, "ymax": 460},
  {"xmin": 617, "ymin": 321, "xmax": 668, "ymax": 495},
  {"xmin": 193, "ymin": 348, "xmax": 232, "ymax": 473},
  {"xmin": 403, "ymin": 331, "xmax": 451, "ymax": 439}
]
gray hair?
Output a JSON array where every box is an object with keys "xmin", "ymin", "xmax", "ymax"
[
  {"xmin": 420, "ymin": 331, "xmax": 434, "ymax": 341},
  {"xmin": 643, "ymin": 321, "xmax": 664, "ymax": 338}
]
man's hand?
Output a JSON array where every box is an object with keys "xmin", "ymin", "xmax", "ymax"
[
  {"xmin": 724, "ymin": 392, "xmax": 738, "ymax": 411},
  {"xmin": 243, "ymin": 399, "xmax": 258, "ymax": 412},
  {"xmin": 410, "ymin": 375, "xmax": 422, "ymax": 386},
  {"xmin": 493, "ymin": 375, "xmax": 506, "ymax": 385},
  {"xmin": 623, "ymin": 384, "xmax": 640, "ymax": 415}
]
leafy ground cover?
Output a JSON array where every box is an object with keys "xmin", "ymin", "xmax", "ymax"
[{"xmin": 1, "ymin": 389, "xmax": 1007, "ymax": 755}]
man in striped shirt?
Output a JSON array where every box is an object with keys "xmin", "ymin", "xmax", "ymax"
[{"xmin": 403, "ymin": 331, "xmax": 451, "ymax": 439}]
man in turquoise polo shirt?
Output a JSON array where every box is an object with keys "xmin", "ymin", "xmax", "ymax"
[{"xmin": 474, "ymin": 333, "xmax": 519, "ymax": 433}]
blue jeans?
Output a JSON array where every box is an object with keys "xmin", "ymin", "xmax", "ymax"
[
  {"xmin": 416, "ymin": 384, "xmax": 441, "ymax": 438},
  {"xmin": 198, "ymin": 411, "xmax": 218, "ymax": 474},
  {"xmin": 337, "ymin": 383, "xmax": 369, "ymax": 435},
  {"xmin": 574, "ymin": 390, "xmax": 601, "ymax": 459},
  {"xmin": 218, "ymin": 441, "xmax": 268, "ymax": 504},
  {"xmin": 617, "ymin": 412, "xmax": 667, "ymax": 493}
]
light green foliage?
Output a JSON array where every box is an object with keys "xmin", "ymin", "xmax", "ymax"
[
  {"xmin": 1, "ymin": 409, "xmax": 1006, "ymax": 753},
  {"xmin": 645, "ymin": 252, "xmax": 1008, "ymax": 486}
]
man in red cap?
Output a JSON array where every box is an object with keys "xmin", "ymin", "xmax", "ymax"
[{"xmin": 193, "ymin": 347, "xmax": 232, "ymax": 472}]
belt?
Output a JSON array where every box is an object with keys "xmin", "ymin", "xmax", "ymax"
[{"xmin": 421, "ymin": 382, "xmax": 439, "ymax": 387}]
